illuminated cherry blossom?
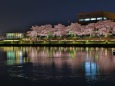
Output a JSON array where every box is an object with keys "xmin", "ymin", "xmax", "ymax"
[{"xmin": 27, "ymin": 20, "xmax": 115, "ymax": 40}]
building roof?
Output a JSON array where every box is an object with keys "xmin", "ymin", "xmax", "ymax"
[
  {"xmin": 77, "ymin": 11, "xmax": 115, "ymax": 24},
  {"xmin": 77, "ymin": 11, "xmax": 115, "ymax": 19}
]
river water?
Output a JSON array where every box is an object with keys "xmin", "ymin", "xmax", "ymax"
[{"xmin": 0, "ymin": 46, "xmax": 115, "ymax": 86}]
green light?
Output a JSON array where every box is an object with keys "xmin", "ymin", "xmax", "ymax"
[
  {"xmin": 7, "ymin": 51, "xmax": 15, "ymax": 65},
  {"xmin": 95, "ymin": 53, "xmax": 98, "ymax": 61},
  {"xmin": 7, "ymin": 51, "xmax": 15, "ymax": 58},
  {"xmin": 70, "ymin": 50, "xmax": 75, "ymax": 58}
]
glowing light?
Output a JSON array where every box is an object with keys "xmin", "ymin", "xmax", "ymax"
[
  {"xmin": 79, "ymin": 19, "xmax": 84, "ymax": 21},
  {"xmin": 3, "ymin": 40, "xmax": 19, "ymax": 41},
  {"xmin": 84, "ymin": 18, "xmax": 90, "ymax": 21},
  {"xmin": 97, "ymin": 17, "xmax": 102, "ymax": 20},
  {"xmin": 91, "ymin": 18, "xmax": 96, "ymax": 20}
]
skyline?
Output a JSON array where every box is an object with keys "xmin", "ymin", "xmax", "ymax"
[{"xmin": 0, "ymin": 0, "xmax": 115, "ymax": 33}]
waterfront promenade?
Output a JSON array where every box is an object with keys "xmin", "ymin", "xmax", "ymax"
[{"xmin": 0, "ymin": 37, "xmax": 115, "ymax": 47}]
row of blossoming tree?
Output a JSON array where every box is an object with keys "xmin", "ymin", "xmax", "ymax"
[{"xmin": 27, "ymin": 20, "xmax": 115, "ymax": 41}]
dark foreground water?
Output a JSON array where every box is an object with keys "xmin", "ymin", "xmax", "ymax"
[{"xmin": 0, "ymin": 46, "xmax": 115, "ymax": 86}]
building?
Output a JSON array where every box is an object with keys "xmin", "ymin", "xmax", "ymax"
[
  {"xmin": 5, "ymin": 33, "xmax": 25, "ymax": 39},
  {"xmin": 77, "ymin": 11, "xmax": 115, "ymax": 24}
]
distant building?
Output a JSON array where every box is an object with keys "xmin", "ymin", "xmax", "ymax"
[
  {"xmin": 5, "ymin": 33, "xmax": 25, "ymax": 39},
  {"xmin": 77, "ymin": 11, "xmax": 115, "ymax": 24}
]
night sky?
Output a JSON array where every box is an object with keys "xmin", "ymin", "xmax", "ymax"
[{"xmin": 0, "ymin": 0, "xmax": 115, "ymax": 33}]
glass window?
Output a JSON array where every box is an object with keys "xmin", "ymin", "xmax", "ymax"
[
  {"xmin": 104, "ymin": 17, "xmax": 107, "ymax": 20},
  {"xmin": 91, "ymin": 18, "xmax": 96, "ymax": 20},
  {"xmin": 84, "ymin": 18, "xmax": 90, "ymax": 21},
  {"xmin": 97, "ymin": 17, "xmax": 102, "ymax": 20},
  {"xmin": 79, "ymin": 19, "xmax": 84, "ymax": 21}
]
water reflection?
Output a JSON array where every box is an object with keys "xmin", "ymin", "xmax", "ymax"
[{"xmin": 0, "ymin": 47, "xmax": 115, "ymax": 85}]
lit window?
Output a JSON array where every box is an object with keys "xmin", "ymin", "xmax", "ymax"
[
  {"xmin": 104, "ymin": 17, "xmax": 107, "ymax": 20},
  {"xmin": 19, "ymin": 34, "xmax": 22, "ymax": 36},
  {"xmin": 79, "ymin": 19, "xmax": 84, "ymax": 21},
  {"xmin": 97, "ymin": 17, "xmax": 102, "ymax": 20},
  {"xmin": 84, "ymin": 18, "xmax": 90, "ymax": 21},
  {"xmin": 91, "ymin": 18, "xmax": 96, "ymax": 20}
]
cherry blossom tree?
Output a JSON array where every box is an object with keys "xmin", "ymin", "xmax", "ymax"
[{"xmin": 26, "ymin": 20, "xmax": 115, "ymax": 41}]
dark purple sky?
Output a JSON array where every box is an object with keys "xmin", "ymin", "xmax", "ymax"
[{"xmin": 0, "ymin": 0, "xmax": 115, "ymax": 33}]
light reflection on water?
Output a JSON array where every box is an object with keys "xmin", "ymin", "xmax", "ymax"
[{"xmin": 0, "ymin": 47, "xmax": 115, "ymax": 85}]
